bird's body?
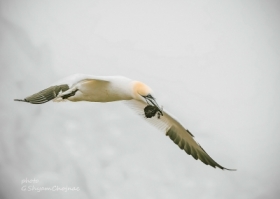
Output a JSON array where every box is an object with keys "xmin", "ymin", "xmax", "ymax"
[
  {"xmin": 15, "ymin": 74, "xmax": 235, "ymax": 171},
  {"xmin": 54, "ymin": 74, "xmax": 134, "ymax": 102}
]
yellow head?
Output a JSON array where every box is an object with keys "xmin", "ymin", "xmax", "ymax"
[
  {"xmin": 132, "ymin": 81, "xmax": 163, "ymax": 116},
  {"xmin": 132, "ymin": 81, "xmax": 153, "ymax": 101}
]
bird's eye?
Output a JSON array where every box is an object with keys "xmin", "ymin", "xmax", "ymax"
[{"xmin": 146, "ymin": 94, "xmax": 154, "ymax": 99}]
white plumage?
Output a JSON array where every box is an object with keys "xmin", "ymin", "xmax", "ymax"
[{"xmin": 15, "ymin": 74, "xmax": 235, "ymax": 171}]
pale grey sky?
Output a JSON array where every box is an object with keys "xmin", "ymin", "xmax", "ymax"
[{"xmin": 1, "ymin": 0, "xmax": 280, "ymax": 199}]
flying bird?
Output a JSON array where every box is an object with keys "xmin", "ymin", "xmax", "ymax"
[{"xmin": 15, "ymin": 74, "xmax": 235, "ymax": 171}]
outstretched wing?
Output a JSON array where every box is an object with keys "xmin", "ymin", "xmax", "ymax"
[
  {"xmin": 14, "ymin": 84, "xmax": 70, "ymax": 104},
  {"xmin": 14, "ymin": 74, "xmax": 110, "ymax": 104},
  {"xmin": 125, "ymin": 99, "xmax": 235, "ymax": 171}
]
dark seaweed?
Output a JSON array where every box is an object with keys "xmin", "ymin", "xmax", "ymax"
[{"xmin": 144, "ymin": 105, "xmax": 160, "ymax": 118}]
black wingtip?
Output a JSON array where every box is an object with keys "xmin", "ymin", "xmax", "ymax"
[
  {"xmin": 221, "ymin": 167, "xmax": 237, "ymax": 171},
  {"xmin": 224, "ymin": 168, "xmax": 237, "ymax": 171},
  {"xmin": 14, "ymin": 99, "xmax": 27, "ymax": 102}
]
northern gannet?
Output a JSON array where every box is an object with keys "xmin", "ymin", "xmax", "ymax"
[{"xmin": 15, "ymin": 74, "xmax": 235, "ymax": 171}]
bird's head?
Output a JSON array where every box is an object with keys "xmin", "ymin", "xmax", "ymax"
[{"xmin": 132, "ymin": 81, "xmax": 163, "ymax": 115}]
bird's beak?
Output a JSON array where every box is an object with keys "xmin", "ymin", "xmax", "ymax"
[{"xmin": 144, "ymin": 94, "xmax": 163, "ymax": 116}]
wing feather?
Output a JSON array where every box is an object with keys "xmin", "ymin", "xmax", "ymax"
[
  {"xmin": 14, "ymin": 74, "xmax": 111, "ymax": 104},
  {"xmin": 14, "ymin": 84, "xmax": 69, "ymax": 104},
  {"xmin": 125, "ymin": 99, "xmax": 235, "ymax": 171}
]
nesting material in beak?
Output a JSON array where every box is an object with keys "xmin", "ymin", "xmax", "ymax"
[
  {"xmin": 144, "ymin": 105, "xmax": 163, "ymax": 119},
  {"xmin": 143, "ymin": 94, "xmax": 163, "ymax": 119}
]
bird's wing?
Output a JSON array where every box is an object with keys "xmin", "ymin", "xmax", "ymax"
[
  {"xmin": 14, "ymin": 74, "xmax": 109, "ymax": 104},
  {"xmin": 125, "ymin": 99, "xmax": 235, "ymax": 171},
  {"xmin": 14, "ymin": 84, "xmax": 70, "ymax": 104}
]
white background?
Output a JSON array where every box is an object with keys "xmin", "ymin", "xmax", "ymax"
[{"xmin": 0, "ymin": 0, "xmax": 280, "ymax": 198}]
